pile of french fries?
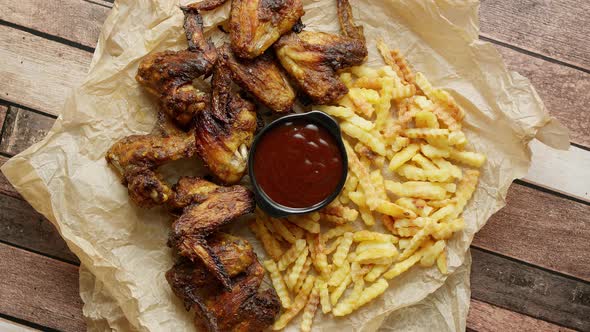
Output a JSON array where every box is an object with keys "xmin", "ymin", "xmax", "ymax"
[{"xmin": 250, "ymin": 40, "xmax": 486, "ymax": 331}]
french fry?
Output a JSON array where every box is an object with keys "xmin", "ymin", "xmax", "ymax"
[
  {"xmin": 330, "ymin": 274, "xmax": 352, "ymax": 306},
  {"xmin": 421, "ymin": 144, "xmax": 450, "ymax": 159},
  {"xmin": 404, "ymin": 128, "xmax": 449, "ymax": 140},
  {"xmin": 398, "ymin": 219, "xmax": 436, "ymax": 261},
  {"xmin": 429, "ymin": 204, "xmax": 456, "ymax": 222},
  {"xmin": 449, "ymin": 149, "xmax": 486, "ymax": 168},
  {"xmin": 383, "ymin": 249, "xmax": 424, "ymax": 280},
  {"xmin": 396, "ymin": 226, "xmax": 420, "ymax": 237},
  {"xmin": 263, "ymin": 260, "xmax": 292, "ymax": 309},
  {"xmin": 376, "ymin": 40, "xmax": 406, "ymax": 82},
  {"xmin": 391, "ymin": 136, "xmax": 410, "ymax": 152},
  {"xmin": 415, "ymin": 72, "xmax": 464, "ymax": 121},
  {"xmin": 355, "ymin": 278, "xmax": 389, "ymax": 309},
  {"xmin": 415, "ymin": 110, "xmax": 439, "ymax": 129},
  {"xmin": 340, "ymin": 72, "xmax": 354, "ymax": 88},
  {"xmin": 398, "ymin": 238, "xmax": 411, "ymax": 250},
  {"xmin": 319, "ymin": 105, "xmax": 374, "ymax": 131},
  {"xmin": 385, "ymin": 180, "xmax": 447, "ymax": 200},
  {"xmin": 354, "ymin": 240, "xmax": 399, "ymax": 263},
  {"xmin": 390, "ymin": 48, "xmax": 416, "ymax": 85},
  {"xmin": 375, "ymin": 76, "xmax": 394, "ymax": 131},
  {"xmin": 341, "ymin": 121, "xmax": 386, "ymax": 156},
  {"xmin": 287, "ymin": 215, "xmax": 320, "ymax": 234},
  {"xmin": 420, "ymin": 240, "xmax": 446, "ymax": 267},
  {"xmin": 287, "ymin": 247, "xmax": 309, "ymax": 290},
  {"xmin": 294, "ymin": 257, "xmax": 313, "ymax": 292},
  {"xmin": 344, "ymin": 139, "xmax": 380, "ymax": 209},
  {"xmin": 433, "ymin": 104, "xmax": 462, "ymax": 131},
  {"xmin": 375, "ymin": 199, "xmax": 417, "ymax": 218},
  {"xmin": 431, "ymin": 158, "xmax": 462, "ymax": 179},
  {"xmin": 351, "ymin": 65, "xmax": 379, "ymax": 78},
  {"xmin": 396, "ymin": 164, "xmax": 451, "ymax": 182},
  {"xmin": 348, "ymin": 191, "xmax": 376, "ymax": 226},
  {"xmin": 269, "ymin": 217, "xmax": 297, "ymax": 244},
  {"xmin": 353, "ymin": 230, "xmax": 398, "ymax": 243},
  {"xmin": 369, "ymin": 169, "xmax": 388, "ymax": 200},
  {"xmin": 249, "ymin": 219, "xmax": 283, "ymax": 261},
  {"xmin": 411, "ymin": 153, "xmax": 438, "ymax": 171},
  {"xmin": 447, "ymin": 169, "xmax": 480, "ymax": 219},
  {"xmin": 319, "ymin": 280, "xmax": 332, "ymax": 313},
  {"xmin": 323, "ymin": 224, "xmax": 354, "ymax": 241},
  {"xmin": 359, "ymin": 256, "xmax": 394, "ymax": 265},
  {"xmin": 388, "ymin": 143, "xmax": 420, "ymax": 171},
  {"xmin": 325, "ymin": 237, "xmax": 343, "ymax": 255},
  {"xmin": 278, "ymin": 239, "xmax": 306, "ymax": 271},
  {"xmin": 333, "ymin": 232, "xmax": 354, "ymax": 267},
  {"xmin": 273, "ymin": 275, "xmax": 315, "ymax": 330},
  {"xmin": 385, "ymin": 105, "xmax": 419, "ymax": 141},
  {"xmin": 436, "ymin": 251, "xmax": 448, "ymax": 274},
  {"xmin": 332, "ymin": 276, "xmax": 364, "ymax": 316},
  {"xmin": 432, "ymin": 217, "xmax": 465, "ymax": 240},
  {"xmin": 300, "ymin": 281, "xmax": 320, "ymax": 332},
  {"xmin": 314, "ymin": 252, "xmax": 331, "ymax": 277},
  {"xmin": 365, "ymin": 263, "xmax": 393, "ymax": 282},
  {"xmin": 283, "ymin": 221, "xmax": 305, "ymax": 239},
  {"xmin": 448, "ymin": 131, "xmax": 466, "ymax": 146},
  {"xmin": 320, "ymin": 199, "xmax": 359, "ymax": 224},
  {"xmin": 349, "ymin": 87, "xmax": 380, "ymax": 117}
]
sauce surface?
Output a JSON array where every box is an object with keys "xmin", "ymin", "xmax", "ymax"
[{"xmin": 253, "ymin": 119, "xmax": 344, "ymax": 208}]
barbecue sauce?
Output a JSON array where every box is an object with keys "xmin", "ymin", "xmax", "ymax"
[{"xmin": 252, "ymin": 120, "xmax": 344, "ymax": 208}]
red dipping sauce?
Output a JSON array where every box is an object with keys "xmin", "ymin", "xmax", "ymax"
[{"xmin": 253, "ymin": 119, "xmax": 344, "ymax": 208}]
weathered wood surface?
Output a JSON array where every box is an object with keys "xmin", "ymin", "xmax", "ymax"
[
  {"xmin": 480, "ymin": 0, "xmax": 590, "ymax": 70},
  {"xmin": 0, "ymin": 25, "xmax": 92, "ymax": 116},
  {"xmin": 0, "ymin": 243, "xmax": 84, "ymax": 332},
  {"xmin": 0, "ymin": 107, "xmax": 55, "ymax": 156},
  {"xmin": 494, "ymin": 46, "xmax": 590, "ymax": 147},
  {"xmin": 474, "ymin": 182, "xmax": 590, "ymax": 282},
  {"xmin": 471, "ymin": 249, "xmax": 590, "ymax": 331},
  {"xmin": 0, "ymin": 105, "xmax": 7, "ymax": 136},
  {"xmin": 0, "ymin": 0, "xmax": 111, "ymax": 49},
  {"xmin": 1, "ymin": 0, "xmax": 589, "ymax": 149},
  {"xmin": 467, "ymin": 299, "xmax": 575, "ymax": 332}
]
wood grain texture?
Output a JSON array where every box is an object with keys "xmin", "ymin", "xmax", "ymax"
[
  {"xmin": 480, "ymin": 0, "xmax": 590, "ymax": 70},
  {"xmin": 0, "ymin": 156, "xmax": 77, "ymax": 263},
  {"xmin": 0, "ymin": 0, "xmax": 111, "ymax": 49},
  {"xmin": 474, "ymin": 183, "xmax": 590, "ymax": 282},
  {"xmin": 467, "ymin": 299, "xmax": 575, "ymax": 332},
  {"xmin": 496, "ymin": 46, "xmax": 590, "ymax": 147},
  {"xmin": 0, "ymin": 317, "xmax": 40, "ymax": 332},
  {"xmin": 0, "ymin": 106, "xmax": 55, "ymax": 156},
  {"xmin": 0, "ymin": 243, "xmax": 85, "ymax": 332},
  {"xmin": 471, "ymin": 248, "xmax": 590, "ymax": 331},
  {"xmin": 0, "ymin": 104, "xmax": 7, "ymax": 135},
  {"xmin": 0, "ymin": 25, "xmax": 92, "ymax": 116}
]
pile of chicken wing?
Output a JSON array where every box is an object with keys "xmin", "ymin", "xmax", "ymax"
[{"xmin": 105, "ymin": 0, "xmax": 367, "ymax": 330}]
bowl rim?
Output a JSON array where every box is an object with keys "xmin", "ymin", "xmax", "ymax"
[{"xmin": 247, "ymin": 110, "xmax": 348, "ymax": 218}]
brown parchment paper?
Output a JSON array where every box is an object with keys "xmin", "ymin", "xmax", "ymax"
[{"xmin": 1, "ymin": 0, "xmax": 569, "ymax": 331}]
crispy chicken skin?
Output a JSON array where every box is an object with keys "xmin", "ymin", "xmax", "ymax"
[
  {"xmin": 168, "ymin": 177, "xmax": 255, "ymax": 289},
  {"xmin": 220, "ymin": 44, "xmax": 295, "ymax": 112},
  {"xmin": 105, "ymin": 115, "xmax": 195, "ymax": 208},
  {"xmin": 136, "ymin": 9, "xmax": 216, "ymax": 128},
  {"xmin": 229, "ymin": 0, "xmax": 305, "ymax": 59},
  {"xmin": 194, "ymin": 63, "xmax": 258, "ymax": 184},
  {"xmin": 274, "ymin": 0, "xmax": 367, "ymax": 104},
  {"xmin": 166, "ymin": 244, "xmax": 280, "ymax": 332}
]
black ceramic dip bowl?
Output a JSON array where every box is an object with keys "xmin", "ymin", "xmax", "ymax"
[{"xmin": 248, "ymin": 111, "xmax": 348, "ymax": 218}]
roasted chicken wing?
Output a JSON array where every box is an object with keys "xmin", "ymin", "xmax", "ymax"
[
  {"xmin": 106, "ymin": 115, "xmax": 195, "ymax": 208},
  {"xmin": 166, "ymin": 246, "xmax": 280, "ymax": 332},
  {"xmin": 229, "ymin": 0, "xmax": 304, "ymax": 59},
  {"xmin": 194, "ymin": 62, "xmax": 258, "ymax": 184},
  {"xmin": 136, "ymin": 9, "xmax": 217, "ymax": 128},
  {"xmin": 168, "ymin": 177, "xmax": 255, "ymax": 289},
  {"xmin": 274, "ymin": 0, "xmax": 367, "ymax": 104},
  {"xmin": 220, "ymin": 45, "xmax": 295, "ymax": 112}
]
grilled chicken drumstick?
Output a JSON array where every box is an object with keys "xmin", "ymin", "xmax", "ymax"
[{"xmin": 274, "ymin": 0, "xmax": 367, "ymax": 104}]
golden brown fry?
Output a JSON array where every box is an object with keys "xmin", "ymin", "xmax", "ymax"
[
  {"xmin": 272, "ymin": 275, "xmax": 315, "ymax": 330},
  {"xmin": 263, "ymin": 260, "xmax": 292, "ymax": 309},
  {"xmin": 249, "ymin": 219, "xmax": 283, "ymax": 261},
  {"xmin": 300, "ymin": 281, "xmax": 320, "ymax": 332},
  {"xmin": 278, "ymin": 239, "xmax": 306, "ymax": 271}
]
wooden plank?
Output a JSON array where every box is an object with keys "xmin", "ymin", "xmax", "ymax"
[
  {"xmin": 0, "ymin": 0, "xmax": 110, "ymax": 49},
  {"xmin": 467, "ymin": 299, "xmax": 575, "ymax": 332},
  {"xmin": 1, "ymin": 0, "xmax": 590, "ymax": 151},
  {"xmin": 0, "ymin": 156, "xmax": 77, "ymax": 263},
  {"xmin": 0, "ymin": 25, "xmax": 92, "ymax": 116},
  {"xmin": 0, "ymin": 317, "xmax": 40, "ymax": 332},
  {"xmin": 0, "ymin": 104, "xmax": 7, "ymax": 135},
  {"xmin": 525, "ymin": 140, "xmax": 590, "ymax": 202},
  {"xmin": 480, "ymin": 0, "xmax": 590, "ymax": 70},
  {"xmin": 470, "ymin": 248, "xmax": 590, "ymax": 331},
  {"xmin": 0, "ymin": 243, "xmax": 85, "ymax": 332},
  {"xmin": 0, "ymin": 106, "xmax": 55, "ymax": 156},
  {"xmin": 474, "ymin": 183, "xmax": 590, "ymax": 282},
  {"xmin": 495, "ymin": 46, "xmax": 590, "ymax": 147}
]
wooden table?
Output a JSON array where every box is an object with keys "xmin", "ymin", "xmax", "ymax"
[{"xmin": 0, "ymin": 0, "xmax": 588, "ymax": 331}]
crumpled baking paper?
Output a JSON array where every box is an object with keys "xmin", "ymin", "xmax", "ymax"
[{"xmin": 1, "ymin": 0, "xmax": 569, "ymax": 331}]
